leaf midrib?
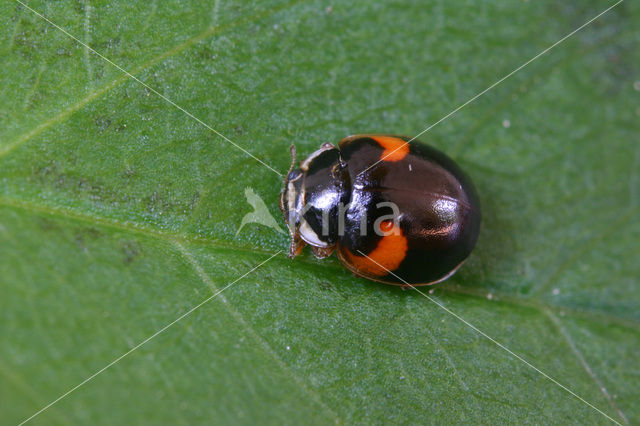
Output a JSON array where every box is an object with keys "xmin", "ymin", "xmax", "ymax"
[{"xmin": 1, "ymin": 194, "xmax": 637, "ymax": 332}]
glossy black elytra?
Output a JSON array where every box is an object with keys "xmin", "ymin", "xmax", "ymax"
[{"xmin": 280, "ymin": 135, "xmax": 481, "ymax": 286}]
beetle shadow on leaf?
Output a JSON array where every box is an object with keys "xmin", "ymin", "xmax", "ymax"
[{"xmin": 444, "ymin": 168, "xmax": 521, "ymax": 292}]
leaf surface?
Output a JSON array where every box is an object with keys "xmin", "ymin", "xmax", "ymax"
[{"xmin": 1, "ymin": 0, "xmax": 639, "ymax": 424}]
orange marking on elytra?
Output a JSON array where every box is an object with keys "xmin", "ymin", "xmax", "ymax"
[
  {"xmin": 379, "ymin": 219, "xmax": 395, "ymax": 233},
  {"xmin": 372, "ymin": 136, "xmax": 409, "ymax": 162},
  {"xmin": 341, "ymin": 222, "xmax": 408, "ymax": 276}
]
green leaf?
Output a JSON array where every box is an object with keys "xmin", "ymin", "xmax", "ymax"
[{"xmin": 1, "ymin": 0, "xmax": 638, "ymax": 424}]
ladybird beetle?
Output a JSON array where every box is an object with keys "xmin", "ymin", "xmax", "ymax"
[{"xmin": 279, "ymin": 135, "xmax": 481, "ymax": 286}]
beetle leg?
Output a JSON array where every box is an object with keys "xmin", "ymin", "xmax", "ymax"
[
  {"xmin": 311, "ymin": 244, "xmax": 335, "ymax": 259},
  {"xmin": 288, "ymin": 231, "xmax": 306, "ymax": 259}
]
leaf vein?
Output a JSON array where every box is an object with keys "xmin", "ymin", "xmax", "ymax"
[
  {"xmin": 1, "ymin": 195, "xmax": 638, "ymax": 330},
  {"xmin": 544, "ymin": 309, "xmax": 629, "ymax": 424},
  {"xmin": 1, "ymin": 0, "xmax": 302, "ymax": 160},
  {"xmin": 422, "ymin": 318, "xmax": 469, "ymax": 391},
  {"xmin": 174, "ymin": 241, "xmax": 341, "ymax": 424}
]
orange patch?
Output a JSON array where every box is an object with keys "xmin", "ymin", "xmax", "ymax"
[
  {"xmin": 379, "ymin": 219, "xmax": 394, "ymax": 233},
  {"xmin": 372, "ymin": 136, "xmax": 409, "ymax": 162},
  {"xmin": 341, "ymin": 223, "xmax": 408, "ymax": 276}
]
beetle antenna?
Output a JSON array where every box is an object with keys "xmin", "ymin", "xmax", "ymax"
[
  {"xmin": 287, "ymin": 144, "xmax": 296, "ymax": 176},
  {"xmin": 281, "ymin": 144, "xmax": 296, "ymax": 200}
]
